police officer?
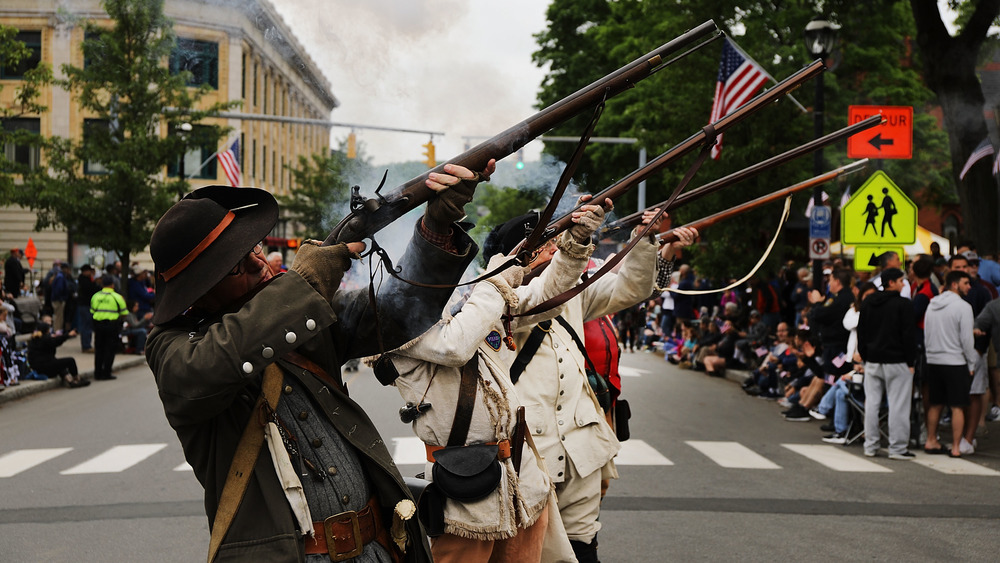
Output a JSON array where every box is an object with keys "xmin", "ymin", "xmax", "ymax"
[{"xmin": 90, "ymin": 274, "xmax": 127, "ymax": 380}]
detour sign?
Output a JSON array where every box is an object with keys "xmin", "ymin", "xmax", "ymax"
[{"xmin": 847, "ymin": 105, "xmax": 913, "ymax": 160}]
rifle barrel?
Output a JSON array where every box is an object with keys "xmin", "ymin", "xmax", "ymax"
[
  {"xmin": 656, "ymin": 160, "xmax": 869, "ymax": 244},
  {"xmin": 604, "ymin": 114, "xmax": 884, "ymax": 234},
  {"xmin": 325, "ymin": 20, "xmax": 720, "ymax": 245},
  {"xmin": 538, "ymin": 59, "xmax": 826, "ymax": 243}
]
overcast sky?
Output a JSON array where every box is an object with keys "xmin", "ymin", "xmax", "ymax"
[
  {"xmin": 268, "ymin": 2, "xmax": 968, "ymax": 169},
  {"xmin": 270, "ymin": 0, "xmax": 551, "ymax": 167}
]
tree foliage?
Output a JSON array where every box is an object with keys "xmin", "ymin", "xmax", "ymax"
[
  {"xmin": 0, "ymin": 24, "xmax": 52, "ymax": 200},
  {"xmin": 532, "ymin": 0, "xmax": 955, "ymax": 280},
  {"xmin": 15, "ymin": 0, "xmax": 235, "ymax": 270},
  {"xmin": 279, "ymin": 147, "xmax": 373, "ymax": 239}
]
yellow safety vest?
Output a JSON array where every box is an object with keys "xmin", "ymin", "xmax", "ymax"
[{"xmin": 90, "ymin": 288, "xmax": 127, "ymax": 321}]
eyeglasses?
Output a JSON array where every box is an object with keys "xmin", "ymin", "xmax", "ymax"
[{"xmin": 227, "ymin": 242, "xmax": 263, "ymax": 276}]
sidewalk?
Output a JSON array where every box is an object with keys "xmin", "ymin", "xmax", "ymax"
[{"xmin": 0, "ymin": 333, "xmax": 147, "ymax": 405}]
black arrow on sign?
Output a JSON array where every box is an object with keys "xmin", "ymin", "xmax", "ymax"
[{"xmin": 868, "ymin": 133, "xmax": 895, "ymax": 152}]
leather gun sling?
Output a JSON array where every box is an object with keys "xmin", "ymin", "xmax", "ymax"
[
  {"xmin": 446, "ymin": 355, "xmax": 480, "ymax": 448},
  {"xmin": 207, "ymin": 363, "xmax": 284, "ymax": 563},
  {"xmin": 282, "ymin": 349, "xmax": 347, "ymax": 396},
  {"xmin": 553, "ymin": 316, "xmax": 600, "ymax": 374},
  {"xmin": 509, "ymin": 320, "xmax": 552, "ymax": 384}
]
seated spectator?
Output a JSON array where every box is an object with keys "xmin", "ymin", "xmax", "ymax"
[
  {"xmin": 122, "ymin": 301, "xmax": 153, "ymax": 355},
  {"xmin": 27, "ymin": 321, "xmax": 89, "ymax": 388},
  {"xmin": 668, "ymin": 322, "xmax": 699, "ymax": 367},
  {"xmin": 743, "ymin": 321, "xmax": 792, "ymax": 396},
  {"xmin": 735, "ymin": 309, "xmax": 771, "ymax": 367},
  {"xmin": 127, "ymin": 268, "xmax": 155, "ymax": 316},
  {"xmin": 692, "ymin": 319, "xmax": 724, "ymax": 374}
]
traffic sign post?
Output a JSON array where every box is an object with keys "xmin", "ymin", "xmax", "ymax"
[
  {"xmin": 847, "ymin": 105, "xmax": 913, "ymax": 160},
  {"xmin": 809, "ymin": 205, "xmax": 832, "ymax": 260},
  {"xmin": 841, "ymin": 171, "xmax": 917, "ymax": 246}
]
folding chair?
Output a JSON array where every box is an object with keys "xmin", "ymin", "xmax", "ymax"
[{"xmin": 843, "ymin": 380, "xmax": 889, "ymax": 446}]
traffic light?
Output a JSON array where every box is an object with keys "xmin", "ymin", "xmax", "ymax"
[
  {"xmin": 346, "ymin": 132, "xmax": 357, "ymax": 159},
  {"xmin": 422, "ymin": 140, "xmax": 436, "ymax": 169},
  {"xmin": 287, "ymin": 238, "xmax": 301, "ymax": 250},
  {"xmin": 516, "ymin": 148, "xmax": 525, "ymax": 170}
]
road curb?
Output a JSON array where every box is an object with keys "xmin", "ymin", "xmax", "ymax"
[{"xmin": 0, "ymin": 356, "xmax": 147, "ymax": 406}]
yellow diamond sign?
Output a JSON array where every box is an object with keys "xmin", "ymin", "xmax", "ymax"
[{"xmin": 841, "ymin": 171, "xmax": 917, "ymax": 246}]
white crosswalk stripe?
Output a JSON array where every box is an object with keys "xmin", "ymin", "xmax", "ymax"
[
  {"xmin": 3, "ymin": 440, "xmax": 1000, "ymax": 477},
  {"xmin": 390, "ymin": 437, "xmax": 674, "ymax": 466},
  {"xmin": 686, "ymin": 441, "xmax": 781, "ymax": 469},
  {"xmin": 60, "ymin": 444, "xmax": 168, "ymax": 475},
  {"xmin": 615, "ymin": 440, "xmax": 674, "ymax": 465},
  {"xmin": 0, "ymin": 448, "xmax": 73, "ymax": 478},
  {"xmin": 910, "ymin": 451, "xmax": 1000, "ymax": 476},
  {"xmin": 617, "ymin": 366, "xmax": 650, "ymax": 378},
  {"xmin": 782, "ymin": 444, "xmax": 893, "ymax": 473}
]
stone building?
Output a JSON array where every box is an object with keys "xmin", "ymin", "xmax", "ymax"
[{"xmin": 0, "ymin": 0, "xmax": 336, "ymax": 285}]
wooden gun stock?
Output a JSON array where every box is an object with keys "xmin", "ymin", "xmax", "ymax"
[
  {"xmin": 603, "ymin": 114, "xmax": 884, "ymax": 235},
  {"xmin": 656, "ymin": 160, "xmax": 869, "ymax": 244}
]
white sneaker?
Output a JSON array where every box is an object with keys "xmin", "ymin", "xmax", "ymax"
[
  {"xmin": 988, "ymin": 404, "xmax": 1000, "ymax": 422},
  {"xmin": 959, "ymin": 437, "xmax": 975, "ymax": 455},
  {"xmin": 777, "ymin": 398, "xmax": 792, "ymax": 408},
  {"xmin": 808, "ymin": 409, "xmax": 827, "ymax": 420}
]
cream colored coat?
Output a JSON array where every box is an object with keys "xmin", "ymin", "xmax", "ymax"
[
  {"xmin": 391, "ymin": 233, "xmax": 594, "ymax": 540},
  {"xmin": 514, "ymin": 237, "xmax": 658, "ymax": 483}
]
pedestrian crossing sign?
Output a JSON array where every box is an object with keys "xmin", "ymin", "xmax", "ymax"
[{"xmin": 841, "ymin": 171, "xmax": 917, "ymax": 245}]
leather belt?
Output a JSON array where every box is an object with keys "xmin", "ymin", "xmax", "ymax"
[
  {"xmin": 304, "ymin": 496, "xmax": 384, "ymax": 562},
  {"xmin": 425, "ymin": 439, "xmax": 511, "ymax": 463}
]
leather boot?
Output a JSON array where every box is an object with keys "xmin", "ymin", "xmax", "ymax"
[{"xmin": 570, "ymin": 538, "xmax": 600, "ymax": 563}]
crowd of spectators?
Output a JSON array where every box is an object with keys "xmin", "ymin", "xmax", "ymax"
[
  {"xmin": 616, "ymin": 239, "xmax": 1000, "ymax": 459},
  {"xmin": 0, "ymin": 247, "xmax": 290, "ymax": 389}
]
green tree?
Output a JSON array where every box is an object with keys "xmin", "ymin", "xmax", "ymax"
[
  {"xmin": 17, "ymin": 0, "xmax": 235, "ymax": 271},
  {"xmin": 0, "ymin": 24, "xmax": 52, "ymax": 200},
  {"xmin": 533, "ymin": 0, "xmax": 950, "ymax": 280},
  {"xmin": 910, "ymin": 0, "xmax": 1000, "ymax": 254},
  {"xmin": 280, "ymin": 151, "xmax": 362, "ymax": 239}
]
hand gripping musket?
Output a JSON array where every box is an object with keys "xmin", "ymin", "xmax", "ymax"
[
  {"xmin": 513, "ymin": 59, "xmax": 826, "ymax": 257},
  {"xmin": 601, "ymin": 114, "xmax": 885, "ymax": 236},
  {"xmin": 322, "ymin": 20, "xmax": 721, "ymax": 246},
  {"xmin": 655, "ymin": 159, "xmax": 870, "ymax": 245}
]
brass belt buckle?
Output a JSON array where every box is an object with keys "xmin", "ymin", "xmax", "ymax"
[{"xmin": 323, "ymin": 510, "xmax": 363, "ymax": 562}]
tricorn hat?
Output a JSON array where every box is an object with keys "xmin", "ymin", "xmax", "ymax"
[
  {"xmin": 150, "ymin": 186, "xmax": 278, "ymax": 324},
  {"xmin": 482, "ymin": 211, "xmax": 540, "ymax": 262}
]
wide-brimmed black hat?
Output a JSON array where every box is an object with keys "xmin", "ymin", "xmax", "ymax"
[
  {"xmin": 150, "ymin": 186, "xmax": 278, "ymax": 324},
  {"xmin": 482, "ymin": 212, "xmax": 539, "ymax": 262}
]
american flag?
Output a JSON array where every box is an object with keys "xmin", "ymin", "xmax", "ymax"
[
  {"xmin": 958, "ymin": 137, "xmax": 994, "ymax": 180},
  {"xmin": 709, "ymin": 39, "xmax": 768, "ymax": 160},
  {"xmin": 218, "ymin": 138, "xmax": 241, "ymax": 186}
]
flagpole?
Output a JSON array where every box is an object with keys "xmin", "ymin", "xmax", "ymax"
[
  {"xmin": 727, "ymin": 38, "xmax": 809, "ymax": 114},
  {"xmin": 193, "ymin": 133, "xmax": 239, "ymax": 178}
]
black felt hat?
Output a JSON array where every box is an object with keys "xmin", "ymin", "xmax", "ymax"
[
  {"xmin": 482, "ymin": 212, "xmax": 540, "ymax": 262},
  {"xmin": 149, "ymin": 186, "xmax": 278, "ymax": 325}
]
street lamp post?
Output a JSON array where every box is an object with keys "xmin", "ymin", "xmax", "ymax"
[
  {"xmin": 177, "ymin": 122, "xmax": 193, "ymax": 193},
  {"xmin": 805, "ymin": 19, "xmax": 840, "ymax": 286}
]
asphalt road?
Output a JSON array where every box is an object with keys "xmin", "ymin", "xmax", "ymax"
[{"xmin": 1, "ymin": 352, "xmax": 999, "ymax": 562}]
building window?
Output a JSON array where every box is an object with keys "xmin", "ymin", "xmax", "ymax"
[
  {"xmin": 1, "ymin": 118, "xmax": 40, "ymax": 169},
  {"xmin": 166, "ymin": 124, "xmax": 218, "ymax": 180},
  {"xmin": 169, "ymin": 38, "xmax": 218, "ymax": 89},
  {"xmin": 83, "ymin": 119, "xmax": 111, "ymax": 175},
  {"xmin": 1, "ymin": 31, "xmax": 42, "ymax": 79},
  {"xmin": 253, "ymin": 62, "xmax": 258, "ymax": 107},
  {"xmin": 241, "ymin": 53, "xmax": 246, "ymax": 100},
  {"xmin": 252, "ymin": 139, "xmax": 257, "ymax": 178},
  {"xmin": 262, "ymin": 145, "xmax": 267, "ymax": 183}
]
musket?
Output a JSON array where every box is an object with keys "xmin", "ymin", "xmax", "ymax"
[
  {"xmin": 655, "ymin": 159, "xmax": 869, "ymax": 244},
  {"xmin": 323, "ymin": 20, "xmax": 721, "ymax": 245},
  {"xmin": 523, "ymin": 59, "xmax": 826, "ymax": 251},
  {"xmin": 601, "ymin": 114, "xmax": 884, "ymax": 235}
]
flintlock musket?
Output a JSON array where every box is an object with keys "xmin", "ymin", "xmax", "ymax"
[
  {"xmin": 601, "ymin": 114, "xmax": 884, "ymax": 236},
  {"xmin": 323, "ymin": 20, "xmax": 721, "ymax": 245}
]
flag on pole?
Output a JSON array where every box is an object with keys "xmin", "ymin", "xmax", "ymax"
[
  {"xmin": 958, "ymin": 137, "xmax": 994, "ymax": 180},
  {"xmin": 218, "ymin": 138, "xmax": 242, "ymax": 186},
  {"xmin": 708, "ymin": 39, "xmax": 768, "ymax": 160},
  {"xmin": 804, "ymin": 191, "xmax": 830, "ymax": 218}
]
